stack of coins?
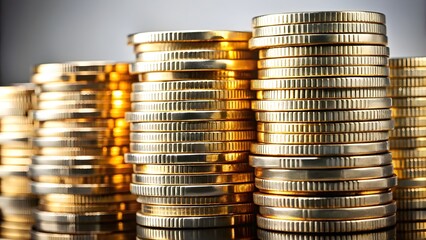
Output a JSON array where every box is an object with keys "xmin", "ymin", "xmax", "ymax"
[
  {"xmin": 388, "ymin": 57, "xmax": 426, "ymax": 239},
  {"xmin": 0, "ymin": 85, "xmax": 37, "ymax": 239},
  {"xmin": 126, "ymin": 30, "xmax": 257, "ymax": 239},
  {"xmin": 249, "ymin": 11, "xmax": 397, "ymax": 239},
  {"xmin": 29, "ymin": 62, "xmax": 138, "ymax": 239}
]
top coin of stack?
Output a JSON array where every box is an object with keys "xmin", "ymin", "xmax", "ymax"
[
  {"xmin": 29, "ymin": 61, "xmax": 138, "ymax": 240},
  {"xmin": 0, "ymin": 85, "xmax": 37, "ymax": 240},
  {"xmin": 126, "ymin": 30, "xmax": 257, "ymax": 239},
  {"xmin": 388, "ymin": 57, "xmax": 426, "ymax": 239},
  {"xmin": 249, "ymin": 11, "xmax": 396, "ymax": 239}
]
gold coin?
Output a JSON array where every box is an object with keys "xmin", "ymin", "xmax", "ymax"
[
  {"xmin": 37, "ymin": 90, "xmax": 130, "ymax": 101},
  {"xmin": 130, "ymin": 141, "xmax": 250, "ymax": 153},
  {"xmin": 390, "ymin": 68, "xmax": 426, "ymax": 77},
  {"xmin": 257, "ymin": 120, "xmax": 393, "ymax": 133},
  {"xmin": 259, "ymin": 45, "xmax": 389, "ymax": 59},
  {"xmin": 140, "ymin": 71, "xmax": 256, "ymax": 81},
  {"xmin": 128, "ymin": 30, "xmax": 251, "ymax": 44},
  {"xmin": 390, "ymin": 57, "xmax": 426, "ymax": 68},
  {"xmin": 258, "ymin": 131, "xmax": 389, "ymax": 144},
  {"xmin": 250, "ymin": 34, "xmax": 387, "ymax": 49},
  {"xmin": 390, "ymin": 77, "xmax": 426, "ymax": 87},
  {"xmin": 132, "ymin": 80, "xmax": 250, "ymax": 91},
  {"xmin": 256, "ymin": 88, "xmax": 387, "ymax": 99},
  {"xmin": 259, "ymin": 202, "xmax": 396, "ymax": 220},
  {"xmin": 35, "ymin": 128, "xmax": 129, "ymax": 138},
  {"xmin": 36, "ymin": 100, "xmax": 130, "ymax": 110},
  {"xmin": 132, "ymin": 172, "xmax": 253, "ymax": 185},
  {"xmin": 391, "ymin": 97, "xmax": 426, "ymax": 107},
  {"xmin": 41, "ymin": 193, "xmax": 136, "ymax": 204},
  {"xmin": 35, "ymin": 146, "xmax": 128, "ymax": 156},
  {"xmin": 34, "ymin": 61, "xmax": 116, "ymax": 74},
  {"xmin": 38, "ymin": 201, "xmax": 139, "ymax": 213},
  {"xmin": 140, "ymin": 203, "xmax": 254, "ymax": 216},
  {"xmin": 387, "ymin": 87, "xmax": 426, "ymax": 97},
  {"xmin": 253, "ymin": 22, "xmax": 386, "ymax": 37},
  {"xmin": 258, "ymin": 66, "xmax": 388, "ymax": 79},
  {"xmin": 29, "ymin": 164, "xmax": 132, "ymax": 176},
  {"xmin": 137, "ymin": 193, "xmax": 252, "ymax": 205},
  {"xmin": 251, "ymin": 142, "xmax": 389, "ymax": 156},
  {"xmin": 131, "ymin": 89, "xmax": 254, "ymax": 101},
  {"xmin": 252, "ymin": 98, "xmax": 392, "ymax": 111},
  {"xmin": 131, "ymin": 60, "xmax": 256, "ymax": 73},
  {"xmin": 133, "ymin": 163, "xmax": 251, "ymax": 174},
  {"xmin": 125, "ymin": 110, "xmax": 254, "ymax": 122},
  {"xmin": 252, "ymin": 11, "xmax": 386, "ymax": 27},
  {"xmin": 258, "ymin": 56, "xmax": 388, "ymax": 69},
  {"xmin": 255, "ymin": 165, "xmax": 394, "ymax": 181},
  {"xmin": 131, "ymin": 100, "xmax": 251, "ymax": 111},
  {"xmin": 38, "ymin": 118, "xmax": 128, "ymax": 129},
  {"xmin": 391, "ymin": 148, "xmax": 426, "ymax": 158},
  {"xmin": 32, "ymin": 137, "xmax": 129, "ymax": 147},
  {"xmin": 134, "ymin": 41, "xmax": 249, "ymax": 52},
  {"xmin": 393, "ymin": 158, "xmax": 426, "ymax": 168},
  {"xmin": 130, "ymin": 121, "xmax": 255, "ymax": 132},
  {"xmin": 0, "ymin": 157, "xmax": 31, "ymax": 165},
  {"xmin": 32, "ymin": 174, "xmax": 132, "ymax": 184},
  {"xmin": 394, "ymin": 168, "xmax": 426, "ymax": 179},
  {"xmin": 136, "ymin": 50, "xmax": 255, "ymax": 61},
  {"xmin": 255, "ymin": 109, "xmax": 392, "ymax": 122},
  {"xmin": 130, "ymin": 131, "xmax": 256, "ymax": 142}
]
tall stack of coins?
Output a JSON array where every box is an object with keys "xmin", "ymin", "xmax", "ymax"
[
  {"xmin": 0, "ymin": 85, "xmax": 37, "ymax": 239},
  {"xmin": 249, "ymin": 11, "xmax": 397, "ymax": 239},
  {"xmin": 29, "ymin": 62, "xmax": 138, "ymax": 239},
  {"xmin": 126, "ymin": 30, "xmax": 257, "ymax": 239},
  {"xmin": 388, "ymin": 57, "xmax": 426, "ymax": 239}
]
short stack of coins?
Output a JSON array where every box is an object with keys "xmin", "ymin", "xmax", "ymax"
[
  {"xmin": 126, "ymin": 30, "xmax": 257, "ymax": 239},
  {"xmin": 0, "ymin": 85, "xmax": 37, "ymax": 239},
  {"xmin": 388, "ymin": 57, "xmax": 426, "ymax": 239},
  {"xmin": 249, "ymin": 11, "xmax": 397, "ymax": 239},
  {"xmin": 29, "ymin": 62, "xmax": 138, "ymax": 239}
]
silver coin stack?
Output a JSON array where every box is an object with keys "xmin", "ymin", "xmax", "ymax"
[
  {"xmin": 125, "ymin": 30, "xmax": 258, "ymax": 239},
  {"xmin": 0, "ymin": 85, "xmax": 37, "ymax": 240},
  {"xmin": 248, "ymin": 11, "xmax": 397, "ymax": 239},
  {"xmin": 388, "ymin": 57, "xmax": 426, "ymax": 239}
]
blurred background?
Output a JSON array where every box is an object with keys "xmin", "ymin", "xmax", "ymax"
[{"xmin": 1, "ymin": 0, "xmax": 425, "ymax": 85}]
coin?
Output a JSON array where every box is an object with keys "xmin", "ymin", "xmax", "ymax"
[
  {"xmin": 258, "ymin": 56, "xmax": 388, "ymax": 68},
  {"xmin": 136, "ymin": 193, "xmax": 252, "ymax": 205},
  {"xmin": 255, "ymin": 165, "xmax": 393, "ymax": 181},
  {"xmin": 255, "ymin": 109, "xmax": 392, "ymax": 122},
  {"xmin": 125, "ymin": 110, "xmax": 254, "ymax": 122},
  {"xmin": 249, "ymin": 153, "xmax": 392, "ymax": 169},
  {"xmin": 130, "ymin": 131, "xmax": 256, "ymax": 142},
  {"xmin": 257, "ymin": 132, "xmax": 389, "ymax": 144},
  {"xmin": 130, "ymin": 121, "xmax": 255, "ymax": 132},
  {"xmin": 133, "ymin": 41, "xmax": 250, "ymax": 52},
  {"xmin": 130, "ymin": 141, "xmax": 251, "ymax": 153},
  {"xmin": 251, "ymin": 77, "xmax": 390, "ymax": 90},
  {"xmin": 251, "ymin": 142, "xmax": 389, "ymax": 156},
  {"xmin": 125, "ymin": 152, "xmax": 248, "ymax": 165},
  {"xmin": 255, "ymin": 176, "xmax": 397, "ymax": 194},
  {"xmin": 252, "ymin": 11, "xmax": 386, "ymax": 27},
  {"xmin": 257, "ymin": 120, "xmax": 393, "ymax": 133},
  {"xmin": 136, "ymin": 50, "xmax": 255, "ymax": 61},
  {"xmin": 258, "ymin": 66, "xmax": 388, "ymax": 78},
  {"xmin": 253, "ymin": 22, "xmax": 387, "ymax": 37},
  {"xmin": 256, "ymin": 214, "xmax": 396, "ymax": 233},
  {"xmin": 257, "ymin": 228, "xmax": 396, "ymax": 240},
  {"xmin": 136, "ymin": 212, "xmax": 254, "ymax": 228},
  {"xmin": 259, "ymin": 46, "xmax": 389, "ymax": 59},
  {"xmin": 133, "ymin": 163, "xmax": 251, "ymax": 174},
  {"xmin": 253, "ymin": 191, "xmax": 393, "ymax": 208},
  {"xmin": 259, "ymin": 202, "xmax": 396, "ymax": 220},
  {"xmin": 132, "ymin": 173, "xmax": 253, "ymax": 185},
  {"xmin": 132, "ymin": 100, "xmax": 251, "ymax": 111},
  {"xmin": 252, "ymin": 98, "xmax": 391, "ymax": 111},
  {"xmin": 140, "ymin": 70, "xmax": 256, "ymax": 81},
  {"xmin": 131, "ymin": 89, "xmax": 254, "ymax": 101},
  {"xmin": 128, "ymin": 30, "xmax": 252, "ymax": 44},
  {"xmin": 132, "ymin": 80, "xmax": 250, "ymax": 91},
  {"xmin": 249, "ymin": 34, "xmax": 387, "ymax": 49},
  {"xmin": 140, "ymin": 203, "xmax": 254, "ymax": 216}
]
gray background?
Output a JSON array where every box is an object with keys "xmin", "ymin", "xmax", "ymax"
[{"xmin": 1, "ymin": 0, "xmax": 425, "ymax": 85}]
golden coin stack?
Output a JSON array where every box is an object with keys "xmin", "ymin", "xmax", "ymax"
[
  {"xmin": 126, "ymin": 30, "xmax": 257, "ymax": 239},
  {"xmin": 249, "ymin": 11, "xmax": 397, "ymax": 239},
  {"xmin": 388, "ymin": 57, "xmax": 426, "ymax": 239},
  {"xmin": 0, "ymin": 85, "xmax": 37, "ymax": 239},
  {"xmin": 29, "ymin": 61, "xmax": 138, "ymax": 239}
]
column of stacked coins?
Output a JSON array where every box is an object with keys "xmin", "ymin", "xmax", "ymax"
[
  {"xmin": 388, "ymin": 57, "xmax": 426, "ymax": 239},
  {"xmin": 0, "ymin": 85, "xmax": 37, "ymax": 239},
  {"xmin": 29, "ymin": 62, "xmax": 138, "ymax": 239},
  {"xmin": 125, "ymin": 30, "xmax": 257, "ymax": 240},
  {"xmin": 248, "ymin": 11, "xmax": 397, "ymax": 239}
]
